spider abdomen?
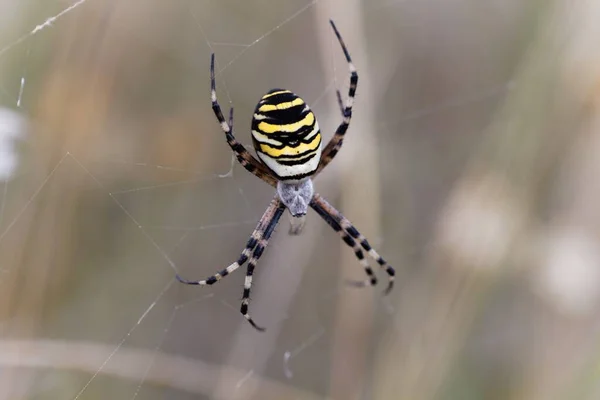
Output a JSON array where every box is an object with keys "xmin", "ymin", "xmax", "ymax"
[{"xmin": 251, "ymin": 89, "xmax": 322, "ymax": 181}]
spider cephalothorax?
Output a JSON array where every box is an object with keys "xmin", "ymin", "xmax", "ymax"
[
  {"xmin": 276, "ymin": 179, "xmax": 313, "ymax": 217},
  {"xmin": 177, "ymin": 20, "xmax": 395, "ymax": 331}
]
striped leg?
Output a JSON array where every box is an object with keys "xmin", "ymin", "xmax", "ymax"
[
  {"xmin": 175, "ymin": 197, "xmax": 282, "ymax": 286},
  {"xmin": 311, "ymin": 200, "xmax": 377, "ymax": 288},
  {"xmin": 315, "ymin": 20, "xmax": 358, "ymax": 176},
  {"xmin": 335, "ymin": 89, "xmax": 344, "ymax": 117},
  {"xmin": 228, "ymin": 106, "xmax": 234, "ymax": 129},
  {"xmin": 210, "ymin": 54, "xmax": 278, "ymax": 188},
  {"xmin": 311, "ymin": 193, "xmax": 395, "ymax": 294},
  {"xmin": 241, "ymin": 202, "xmax": 286, "ymax": 331}
]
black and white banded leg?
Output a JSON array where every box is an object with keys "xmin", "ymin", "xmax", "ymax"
[
  {"xmin": 311, "ymin": 193, "xmax": 395, "ymax": 294},
  {"xmin": 175, "ymin": 197, "xmax": 281, "ymax": 288},
  {"xmin": 210, "ymin": 54, "xmax": 278, "ymax": 188},
  {"xmin": 316, "ymin": 20, "xmax": 359, "ymax": 176},
  {"xmin": 241, "ymin": 202, "xmax": 286, "ymax": 331},
  {"xmin": 311, "ymin": 199, "xmax": 377, "ymax": 288}
]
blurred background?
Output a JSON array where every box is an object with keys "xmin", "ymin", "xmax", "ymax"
[{"xmin": 1, "ymin": 0, "xmax": 600, "ymax": 398}]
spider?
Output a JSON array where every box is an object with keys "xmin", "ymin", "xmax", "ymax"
[{"xmin": 176, "ymin": 20, "xmax": 395, "ymax": 331}]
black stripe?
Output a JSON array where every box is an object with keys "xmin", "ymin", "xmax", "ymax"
[
  {"xmin": 311, "ymin": 202, "xmax": 338, "ymax": 230},
  {"xmin": 212, "ymin": 104, "xmax": 225, "ymax": 120},
  {"xmin": 247, "ymin": 237, "xmax": 258, "ymax": 249},
  {"xmin": 360, "ymin": 240, "xmax": 372, "ymax": 251},
  {"xmin": 281, "ymin": 172, "xmax": 315, "ymax": 181},
  {"xmin": 242, "ymin": 288, "xmax": 250, "ymax": 298},
  {"xmin": 342, "ymin": 235, "xmax": 354, "ymax": 247},
  {"xmin": 275, "ymin": 153, "xmax": 317, "ymax": 166},
  {"xmin": 253, "ymin": 245, "xmax": 265, "ymax": 259},
  {"xmin": 346, "ymin": 226, "xmax": 360, "ymax": 238},
  {"xmin": 247, "ymin": 263, "xmax": 255, "ymax": 276},
  {"xmin": 325, "ymin": 149, "xmax": 339, "ymax": 160},
  {"xmin": 252, "ymin": 130, "xmax": 319, "ymax": 150},
  {"xmin": 336, "ymin": 123, "xmax": 349, "ymax": 136},
  {"xmin": 206, "ymin": 276, "xmax": 218, "ymax": 285},
  {"xmin": 252, "ymin": 124, "xmax": 318, "ymax": 143},
  {"xmin": 237, "ymin": 254, "xmax": 248, "ymax": 265},
  {"xmin": 243, "ymin": 162, "xmax": 256, "ymax": 172},
  {"xmin": 228, "ymin": 141, "xmax": 246, "ymax": 154},
  {"xmin": 255, "ymin": 104, "xmax": 308, "ymax": 121}
]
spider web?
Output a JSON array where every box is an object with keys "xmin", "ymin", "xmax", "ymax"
[{"xmin": 0, "ymin": 0, "xmax": 518, "ymax": 398}]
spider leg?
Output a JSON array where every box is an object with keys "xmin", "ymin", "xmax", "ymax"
[
  {"xmin": 210, "ymin": 54, "xmax": 278, "ymax": 187},
  {"xmin": 240, "ymin": 201, "xmax": 286, "ymax": 331},
  {"xmin": 315, "ymin": 20, "xmax": 358, "ymax": 176},
  {"xmin": 335, "ymin": 89, "xmax": 344, "ymax": 116},
  {"xmin": 175, "ymin": 197, "xmax": 281, "ymax": 286},
  {"xmin": 228, "ymin": 106, "xmax": 234, "ymax": 129},
  {"xmin": 311, "ymin": 193, "xmax": 395, "ymax": 294},
  {"xmin": 311, "ymin": 199, "xmax": 377, "ymax": 288}
]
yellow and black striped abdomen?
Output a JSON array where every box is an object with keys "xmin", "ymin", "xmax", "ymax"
[{"xmin": 251, "ymin": 89, "xmax": 322, "ymax": 181}]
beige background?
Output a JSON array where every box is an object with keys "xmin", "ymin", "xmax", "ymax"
[{"xmin": 1, "ymin": 0, "xmax": 600, "ymax": 399}]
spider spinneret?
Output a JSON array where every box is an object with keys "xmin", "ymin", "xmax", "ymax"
[{"xmin": 176, "ymin": 20, "xmax": 395, "ymax": 332}]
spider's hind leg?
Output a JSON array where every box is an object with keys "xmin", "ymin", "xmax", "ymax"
[
  {"xmin": 176, "ymin": 197, "xmax": 285, "ymax": 332},
  {"xmin": 240, "ymin": 202, "xmax": 286, "ymax": 331},
  {"xmin": 310, "ymin": 200, "xmax": 377, "ymax": 288},
  {"xmin": 310, "ymin": 193, "xmax": 395, "ymax": 294}
]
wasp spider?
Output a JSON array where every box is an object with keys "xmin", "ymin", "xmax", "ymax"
[{"xmin": 176, "ymin": 20, "xmax": 395, "ymax": 331}]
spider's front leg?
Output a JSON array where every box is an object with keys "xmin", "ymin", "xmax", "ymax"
[
  {"xmin": 315, "ymin": 20, "xmax": 358, "ymax": 176},
  {"xmin": 209, "ymin": 54, "xmax": 278, "ymax": 188}
]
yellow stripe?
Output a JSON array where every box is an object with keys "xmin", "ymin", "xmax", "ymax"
[
  {"xmin": 259, "ymin": 134, "xmax": 321, "ymax": 157},
  {"xmin": 258, "ymin": 112, "xmax": 314, "ymax": 134},
  {"xmin": 261, "ymin": 90, "xmax": 291, "ymax": 100},
  {"xmin": 258, "ymin": 97, "xmax": 304, "ymax": 112}
]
